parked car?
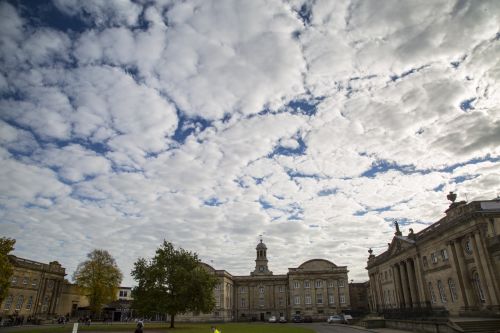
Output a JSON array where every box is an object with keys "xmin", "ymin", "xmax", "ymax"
[
  {"xmin": 303, "ymin": 316, "xmax": 313, "ymax": 323},
  {"xmin": 327, "ymin": 315, "xmax": 344, "ymax": 324},
  {"xmin": 268, "ymin": 316, "xmax": 277, "ymax": 323},
  {"xmin": 279, "ymin": 316, "xmax": 287, "ymax": 323},
  {"xmin": 292, "ymin": 315, "xmax": 303, "ymax": 323}
]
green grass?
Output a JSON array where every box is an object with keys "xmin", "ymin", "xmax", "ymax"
[{"xmin": 4, "ymin": 322, "xmax": 315, "ymax": 333}]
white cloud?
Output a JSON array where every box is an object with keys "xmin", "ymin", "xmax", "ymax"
[{"xmin": 0, "ymin": 0, "xmax": 499, "ymax": 286}]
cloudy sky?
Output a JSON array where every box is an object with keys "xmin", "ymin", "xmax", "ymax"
[{"xmin": 1, "ymin": 0, "xmax": 499, "ymax": 285}]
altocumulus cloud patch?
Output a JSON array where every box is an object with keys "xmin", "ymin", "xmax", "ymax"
[{"xmin": 0, "ymin": 0, "xmax": 499, "ymax": 284}]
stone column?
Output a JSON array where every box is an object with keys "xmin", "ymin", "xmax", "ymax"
[
  {"xmin": 370, "ymin": 274, "xmax": 378, "ymax": 312},
  {"xmin": 406, "ymin": 259, "xmax": 419, "ymax": 306},
  {"xmin": 396, "ymin": 264, "xmax": 406, "ymax": 308},
  {"xmin": 470, "ymin": 232, "xmax": 491, "ymax": 305},
  {"xmin": 449, "ymin": 240, "xmax": 470, "ymax": 307},
  {"xmin": 393, "ymin": 265, "xmax": 404, "ymax": 307},
  {"xmin": 473, "ymin": 231, "xmax": 499, "ymax": 305},
  {"xmin": 399, "ymin": 261, "xmax": 411, "ymax": 308},
  {"xmin": 391, "ymin": 265, "xmax": 402, "ymax": 306},
  {"xmin": 413, "ymin": 255, "xmax": 427, "ymax": 305}
]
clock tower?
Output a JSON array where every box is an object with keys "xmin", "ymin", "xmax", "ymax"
[{"xmin": 251, "ymin": 238, "xmax": 272, "ymax": 276}]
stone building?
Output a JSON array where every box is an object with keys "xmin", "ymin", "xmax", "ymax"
[
  {"xmin": 349, "ymin": 282, "xmax": 369, "ymax": 315},
  {"xmin": 1, "ymin": 255, "xmax": 66, "ymax": 319},
  {"xmin": 179, "ymin": 239, "xmax": 351, "ymax": 322},
  {"xmin": 366, "ymin": 194, "xmax": 500, "ymax": 316}
]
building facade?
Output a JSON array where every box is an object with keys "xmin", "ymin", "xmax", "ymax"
[
  {"xmin": 1, "ymin": 256, "xmax": 66, "ymax": 319},
  {"xmin": 179, "ymin": 239, "xmax": 351, "ymax": 322},
  {"xmin": 366, "ymin": 194, "xmax": 500, "ymax": 316}
]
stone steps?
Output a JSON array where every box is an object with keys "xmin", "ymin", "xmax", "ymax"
[{"xmin": 455, "ymin": 320, "xmax": 500, "ymax": 333}]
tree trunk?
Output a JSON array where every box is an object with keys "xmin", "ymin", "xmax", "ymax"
[{"xmin": 170, "ymin": 313, "xmax": 175, "ymax": 328}]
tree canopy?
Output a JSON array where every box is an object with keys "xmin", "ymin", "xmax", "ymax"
[
  {"xmin": 131, "ymin": 241, "xmax": 218, "ymax": 328},
  {"xmin": 73, "ymin": 249, "xmax": 123, "ymax": 315},
  {"xmin": 0, "ymin": 237, "xmax": 16, "ymax": 304}
]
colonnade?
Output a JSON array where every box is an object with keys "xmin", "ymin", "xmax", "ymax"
[{"xmin": 391, "ymin": 257, "xmax": 425, "ymax": 308}]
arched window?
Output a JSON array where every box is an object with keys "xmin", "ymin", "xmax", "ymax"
[
  {"xmin": 472, "ymin": 272, "xmax": 485, "ymax": 302},
  {"xmin": 15, "ymin": 295, "xmax": 24, "ymax": 310},
  {"xmin": 4, "ymin": 295, "xmax": 13, "ymax": 310},
  {"xmin": 428, "ymin": 282, "xmax": 436, "ymax": 304},
  {"xmin": 448, "ymin": 279, "xmax": 458, "ymax": 302},
  {"xmin": 437, "ymin": 280, "xmax": 447, "ymax": 303}
]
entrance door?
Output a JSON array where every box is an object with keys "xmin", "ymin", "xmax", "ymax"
[{"xmin": 260, "ymin": 313, "xmax": 265, "ymax": 321}]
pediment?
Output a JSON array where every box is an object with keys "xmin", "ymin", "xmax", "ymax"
[{"xmin": 387, "ymin": 236, "xmax": 415, "ymax": 257}]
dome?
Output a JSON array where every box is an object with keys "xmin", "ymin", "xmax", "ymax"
[{"xmin": 256, "ymin": 239, "xmax": 267, "ymax": 249}]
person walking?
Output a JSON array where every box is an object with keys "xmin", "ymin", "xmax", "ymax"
[
  {"xmin": 211, "ymin": 326, "xmax": 221, "ymax": 333},
  {"xmin": 135, "ymin": 320, "xmax": 144, "ymax": 333}
]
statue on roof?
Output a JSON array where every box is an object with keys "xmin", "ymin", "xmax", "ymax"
[{"xmin": 394, "ymin": 220, "xmax": 402, "ymax": 236}]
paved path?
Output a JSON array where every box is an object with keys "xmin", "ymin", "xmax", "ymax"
[{"xmin": 294, "ymin": 323, "xmax": 409, "ymax": 333}]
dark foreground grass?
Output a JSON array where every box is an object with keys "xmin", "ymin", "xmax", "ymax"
[{"xmin": 2, "ymin": 322, "xmax": 315, "ymax": 333}]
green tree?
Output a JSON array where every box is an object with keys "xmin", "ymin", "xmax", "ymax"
[
  {"xmin": 131, "ymin": 241, "xmax": 217, "ymax": 328},
  {"xmin": 0, "ymin": 237, "xmax": 16, "ymax": 304},
  {"xmin": 73, "ymin": 249, "xmax": 123, "ymax": 316}
]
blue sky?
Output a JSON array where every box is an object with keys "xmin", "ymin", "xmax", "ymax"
[{"xmin": 1, "ymin": 0, "xmax": 499, "ymax": 284}]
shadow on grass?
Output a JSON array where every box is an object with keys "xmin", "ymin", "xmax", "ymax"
[{"xmin": 1, "ymin": 323, "xmax": 315, "ymax": 333}]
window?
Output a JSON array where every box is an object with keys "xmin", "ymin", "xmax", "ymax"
[
  {"xmin": 26, "ymin": 296, "xmax": 33, "ymax": 310},
  {"xmin": 278, "ymin": 296, "xmax": 284, "ymax": 307},
  {"xmin": 338, "ymin": 280, "xmax": 345, "ymax": 287},
  {"xmin": 339, "ymin": 293, "xmax": 346, "ymax": 304},
  {"xmin": 423, "ymin": 256, "xmax": 428, "ymax": 267},
  {"xmin": 328, "ymin": 294, "xmax": 335, "ymax": 304},
  {"xmin": 278, "ymin": 286, "xmax": 284, "ymax": 293},
  {"xmin": 215, "ymin": 295, "xmax": 221, "ymax": 307},
  {"xmin": 47, "ymin": 280, "xmax": 54, "ymax": 289},
  {"xmin": 240, "ymin": 297, "xmax": 246, "ymax": 308},
  {"xmin": 448, "ymin": 279, "xmax": 458, "ymax": 302},
  {"xmin": 305, "ymin": 294, "xmax": 311, "ymax": 304},
  {"xmin": 15, "ymin": 295, "xmax": 24, "ymax": 310},
  {"xmin": 328, "ymin": 281, "xmax": 334, "ymax": 288},
  {"xmin": 431, "ymin": 252, "xmax": 438, "ymax": 264},
  {"xmin": 437, "ymin": 280, "xmax": 447, "ymax": 303},
  {"xmin": 259, "ymin": 286, "xmax": 264, "ymax": 294},
  {"xmin": 32, "ymin": 279, "xmax": 37, "ymax": 288},
  {"xmin": 4, "ymin": 295, "xmax": 13, "ymax": 310},
  {"xmin": 472, "ymin": 272, "xmax": 485, "ymax": 302},
  {"xmin": 294, "ymin": 296, "xmax": 301, "ymax": 305},
  {"xmin": 215, "ymin": 284, "xmax": 221, "ymax": 291},
  {"xmin": 259, "ymin": 266, "xmax": 264, "ymax": 272},
  {"xmin": 440, "ymin": 249, "xmax": 449, "ymax": 261},
  {"xmin": 293, "ymin": 281, "xmax": 300, "ymax": 289},
  {"xmin": 428, "ymin": 282, "xmax": 436, "ymax": 304},
  {"xmin": 23, "ymin": 277, "xmax": 29, "ymax": 285},
  {"xmin": 316, "ymin": 292, "xmax": 323, "ymax": 304},
  {"xmin": 119, "ymin": 290, "xmax": 128, "ymax": 297},
  {"xmin": 384, "ymin": 271, "xmax": 388, "ymax": 280},
  {"xmin": 41, "ymin": 296, "xmax": 49, "ymax": 312},
  {"xmin": 259, "ymin": 297, "xmax": 264, "ymax": 307},
  {"xmin": 315, "ymin": 280, "xmax": 323, "ymax": 288},
  {"xmin": 239, "ymin": 286, "xmax": 247, "ymax": 293},
  {"xmin": 304, "ymin": 280, "xmax": 310, "ymax": 288},
  {"xmin": 11, "ymin": 276, "xmax": 17, "ymax": 285}
]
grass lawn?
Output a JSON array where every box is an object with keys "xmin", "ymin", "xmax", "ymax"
[{"xmin": 4, "ymin": 323, "xmax": 315, "ymax": 333}]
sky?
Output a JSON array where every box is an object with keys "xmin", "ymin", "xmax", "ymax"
[{"xmin": 0, "ymin": 0, "xmax": 499, "ymax": 286}]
